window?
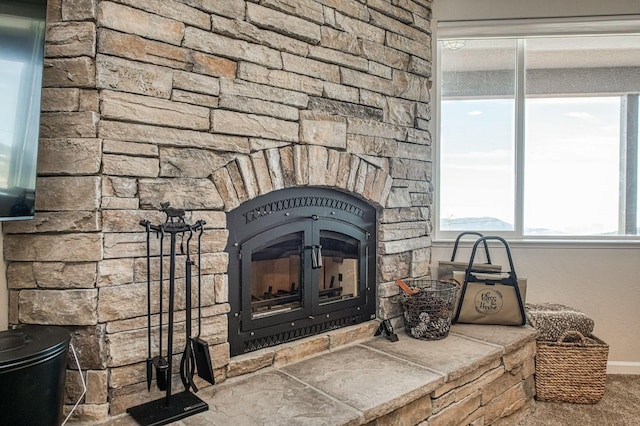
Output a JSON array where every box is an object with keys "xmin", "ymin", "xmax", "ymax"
[{"xmin": 437, "ymin": 21, "xmax": 640, "ymax": 238}]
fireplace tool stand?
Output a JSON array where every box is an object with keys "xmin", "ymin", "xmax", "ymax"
[{"xmin": 127, "ymin": 204, "xmax": 209, "ymax": 425}]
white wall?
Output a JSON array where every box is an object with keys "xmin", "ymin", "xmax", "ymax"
[{"xmin": 433, "ymin": 0, "xmax": 640, "ymax": 373}]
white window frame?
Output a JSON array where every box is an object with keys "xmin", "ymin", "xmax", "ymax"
[{"xmin": 434, "ymin": 16, "xmax": 640, "ymax": 242}]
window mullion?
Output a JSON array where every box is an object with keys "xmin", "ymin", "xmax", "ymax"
[
  {"xmin": 514, "ymin": 38, "xmax": 526, "ymax": 236},
  {"xmin": 625, "ymin": 94, "xmax": 639, "ymax": 234}
]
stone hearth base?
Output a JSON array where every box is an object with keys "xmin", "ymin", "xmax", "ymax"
[{"xmin": 101, "ymin": 322, "xmax": 537, "ymax": 425}]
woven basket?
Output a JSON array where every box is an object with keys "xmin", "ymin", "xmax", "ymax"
[{"xmin": 535, "ymin": 331, "xmax": 609, "ymax": 404}]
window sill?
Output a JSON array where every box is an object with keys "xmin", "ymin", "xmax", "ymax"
[{"xmin": 432, "ymin": 237, "xmax": 640, "ymax": 250}]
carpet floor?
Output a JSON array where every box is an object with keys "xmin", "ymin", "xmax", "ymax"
[{"xmin": 518, "ymin": 375, "xmax": 640, "ymax": 425}]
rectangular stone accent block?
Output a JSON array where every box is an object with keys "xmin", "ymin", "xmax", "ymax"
[
  {"xmin": 429, "ymin": 392, "xmax": 482, "ymax": 426},
  {"xmin": 262, "ymin": 0, "xmax": 324, "ymax": 24},
  {"xmin": 97, "ymin": 258, "xmax": 135, "ymax": 288},
  {"xmin": 1, "ymin": 211, "xmax": 101, "ymax": 234},
  {"xmin": 8, "ymin": 262, "xmax": 97, "ymax": 289},
  {"xmin": 43, "ymin": 57, "xmax": 95, "ymax": 88},
  {"xmin": 210, "ymin": 13, "xmax": 308, "ymax": 56},
  {"xmin": 159, "ymin": 147, "xmax": 236, "ymax": 178},
  {"xmin": 483, "ymin": 380, "xmax": 531, "ymax": 425},
  {"xmin": 101, "ymin": 90, "xmax": 210, "ymax": 131},
  {"xmin": 86, "ymin": 370, "xmax": 109, "ymax": 404},
  {"xmin": 220, "ymin": 78, "xmax": 309, "ymax": 108},
  {"xmin": 19, "ymin": 289, "xmax": 98, "ymax": 325},
  {"xmin": 98, "ymin": 1, "xmax": 185, "ymax": 46},
  {"xmin": 116, "ymin": 0, "xmax": 210, "ymax": 30},
  {"xmin": 184, "ymin": 27, "xmax": 282, "ymax": 69},
  {"xmin": 299, "ymin": 111, "xmax": 347, "ymax": 148},
  {"xmin": 106, "ymin": 328, "xmax": 149, "ymax": 367},
  {"xmin": 218, "ymin": 94, "xmax": 299, "ymax": 121},
  {"xmin": 98, "ymin": 282, "xmax": 147, "ymax": 322},
  {"xmin": 503, "ymin": 341, "xmax": 536, "ymax": 371},
  {"xmin": 335, "ymin": 11, "xmax": 385, "ymax": 44},
  {"xmin": 282, "ymin": 52, "xmax": 340, "ymax": 83},
  {"xmin": 45, "ymin": 21, "xmax": 96, "ymax": 58},
  {"xmin": 35, "ymin": 176, "xmax": 101, "ymax": 211},
  {"xmin": 309, "ymin": 44, "xmax": 368, "ymax": 71},
  {"xmin": 98, "ymin": 28, "xmax": 190, "ymax": 71},
  {"xmin": 369, "ymin": 9, "xmax": 430, "ymax": 44},
  {"xmin": 228, "ymin": 348, "xmax": 275, "ymax": 378},
  {"xmin": 102, "ymin": 140, "xmax": 157, "ymax": 158},
  {"xmin": 39, "ymin": 112, "xmax": 98, "ymax": 138},
  {"xmin": 100, "ymin": 120, "xmax": 250, "ymax": 153},
  {"xmin": 41, "ymin": 88, "xmax": 79, "ymax": 112},
  {"xmin": 183, "ymin": 0, "xmax": 245, "ymax": 19},
  {"xmin": 237, "ymin": 62, "xmax": 324, "ymax": 96},
  {"xmin": 393, "ymin": 70, "xmax": 431, "ymax": 102},
  {"xmin": 173, "ymin": 70, "xmax": 220, "ymax": 96},
  {"xmin": 172, "ymin": 89, "xmax": 218, "ymax": 108},
  {"xmin": 138, "ymin": 177, "xmax": 225, "ymax": 211},
  {"xmin": 273, "ymin": 335, "xmax": 330, "ymax": 368},
  {"xmin": 246, "ymin": 2, "xmax": 321, "ymax": 44},
  {"xmin": 38, "ymin": 138, "xmax": 101, "ymax": 175},
  {"xmin": 212, "ymin": 110, "xmax": 299, "ymax": 142},
  {"xmin": 62, "ymin": 0, "xmax": 98, "ymax": 21},
  {"xmin": 3, "ymin": 233, "xmax": 103, "ymax": 262},
  {"xmin": 102, "ymin": 154, "xmax": 159, "ymax": 178},
  {"xmin": 96, "ymin": 54, "xmax": 173, "ymax": 98}
]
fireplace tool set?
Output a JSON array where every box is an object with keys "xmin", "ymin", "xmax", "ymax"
[{"xmin": 127, "ymin": 203, "xmax": 214, "ymax": 425}]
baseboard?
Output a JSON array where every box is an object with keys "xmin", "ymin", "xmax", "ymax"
[{"xmin": 607, "ymin": 361, "xmax": 640, "ymax": 375}]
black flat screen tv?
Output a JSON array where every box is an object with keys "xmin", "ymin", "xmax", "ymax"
[{"xmin": 0, "ymin": 0, "xmax": 46, "ymax": 221}]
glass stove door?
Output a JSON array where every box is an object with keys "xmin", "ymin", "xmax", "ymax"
[
  {"xmin": 240, "ymin": 223, "xmax": 311, "ymax": 326},
  {"xmin": 312, "ymin": 220, "xmax": 368, "ymax": 314}
]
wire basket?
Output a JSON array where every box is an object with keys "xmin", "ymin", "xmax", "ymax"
[{"xmin": 399, "ymin": 280, "xmax": 458, "ymax": 341}]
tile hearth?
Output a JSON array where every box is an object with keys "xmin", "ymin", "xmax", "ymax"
[{"xmin": 102, "ymin": 323, "xmax": 537, "ymax": 426}]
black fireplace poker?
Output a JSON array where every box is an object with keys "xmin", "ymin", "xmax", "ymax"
[{"xmin": 127, "ymin": 203, "xmax": 210, "ymax": 426}]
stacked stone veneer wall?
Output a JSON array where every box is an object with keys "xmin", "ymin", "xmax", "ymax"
[
  {"xmin": 382, "ymin": 340, "xmax": 537, "ymax": 425},
  {"xmin": 1, "ymin": 0, "xmax": 433, "ymax": 422}
]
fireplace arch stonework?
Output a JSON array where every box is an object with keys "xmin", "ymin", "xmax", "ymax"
[{"xmin": 211, "ymin": 146, "xmax": 394, "ymax": 213}]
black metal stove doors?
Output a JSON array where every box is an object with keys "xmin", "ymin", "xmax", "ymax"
[
  {"xmin": 239, "ymin": 218, "xmax": 368, "ymax": 332},
  {"xmin": 226, "ymin": 187, "xmax": 377, "ymax": 356}
]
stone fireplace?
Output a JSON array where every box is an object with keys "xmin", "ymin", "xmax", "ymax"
[{"xmin": 1, "ymin": 0, "xmax": 433, "ymax": 422}]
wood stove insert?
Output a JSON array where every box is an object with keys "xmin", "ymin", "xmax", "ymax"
[{"xmin": 226, "ymin": 187, "xmax": 377, "ymax": 356}]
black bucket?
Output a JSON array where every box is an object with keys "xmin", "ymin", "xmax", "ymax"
[{"xmin": 0, "ymin": 325, "xmax": 71, "ymax": 426}]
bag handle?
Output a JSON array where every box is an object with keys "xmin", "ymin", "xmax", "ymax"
[
  {"xmin": 454, "ymin": 236, "xmax": 526, "ymax": 325},
  {"xmin": 450, "ymin": 232, "xmax": 492, "ymax": 264},
  {"xmin": 558, "ymin": 330, "xmax": 587, "ymax": 345},
  {"xmin": 465, "ymin": 236, "xmax": 516, "ymax": 279}
]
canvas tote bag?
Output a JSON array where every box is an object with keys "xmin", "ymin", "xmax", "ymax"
[
  {"xmin": 437, "ymin": 232, "xmax": 501, "ymax": 281},
  {"xmin": 452, "ymin": 236, "xmax": 527, "ymax": 326}
]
